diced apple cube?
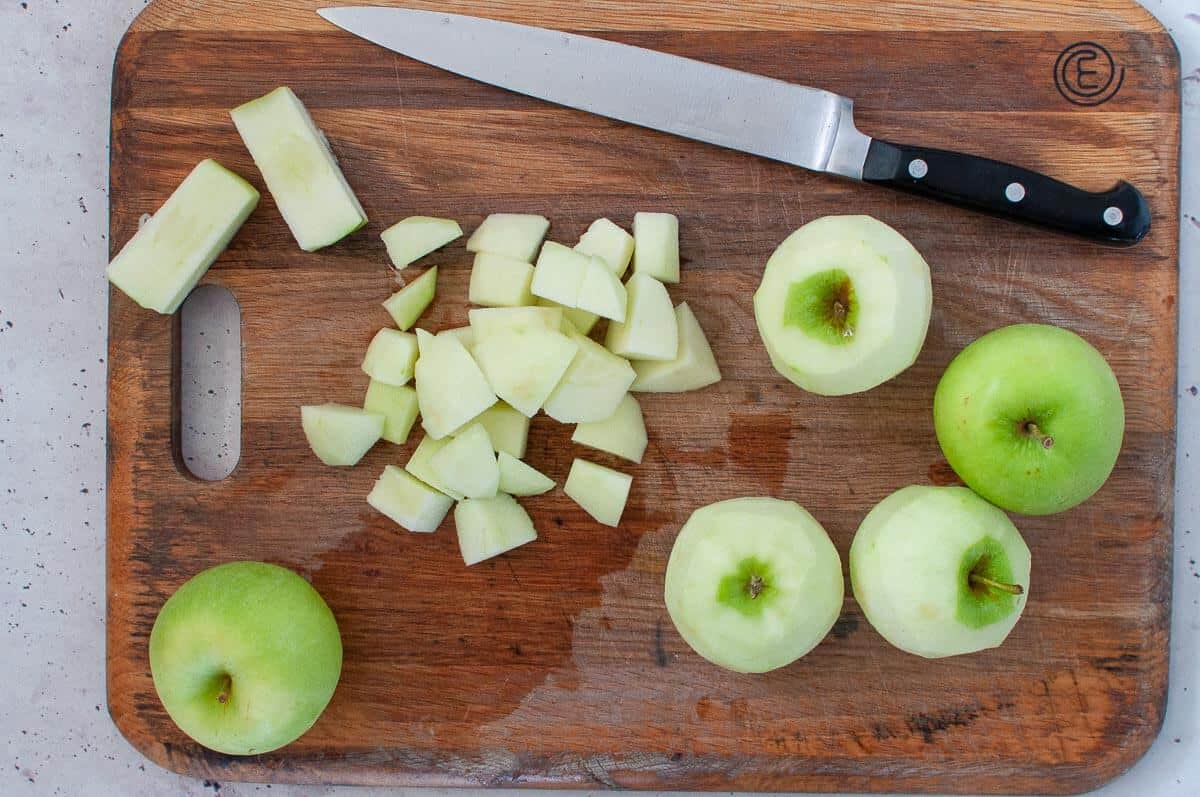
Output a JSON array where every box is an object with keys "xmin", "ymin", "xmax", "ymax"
[
  {"xmin": 429, "ymin": 423, "xmax": 500, "ymax": 499},
  {"xmin": 576, "ymin": 257, "xmax": 627, "ymax": 322},
  {"xmin": 466, "ymin": 213, "xmax": 549, "ymax": 262},
  {"xmin": 530, "ymin": 241, "xmax": 588, "ymax": 307},
  {"xmin": 575, "ymin": 217, "xmax": 634, "ymax": 278},
  {"xmin": 455, "ymin": 493, "xmax": 538, "ymax": 566},
  {"xmin": 405, "ymin": 435, "xmax": 465, "ymax": 500},
  {"xmin": 382, "ymin": 267, "xmax": 438, "ymax": 331},
  {"xmin": 564, "ymin": 459, "xmax": 633, "ymax": 527},
  {"xmin": 300, "ymin": 404, "xmax": 384, "ymax": 467},
  {"xmin": 438, "ymin": 325, "xmax": 475, "ymax": 350},
  {"xmin": 604, "ymin": 273, "xmax": 678, "ymax": 361},
  {"xmin": 468, "ymin": 306, "xmax": 563, "ymax": 340},
  {"xmin": 537, "ymin": 297, "xmax": 599, "ymax": 335},
  {"xmin": 497, "ymin": 452, "xmax": 555, "ymax": 496},
  {"xmin": 631, "ymin": 303, "xmax": 722, "ymax": 392},
  {"xmin": 381, "ymin": 216, "xmax": 462, "ymax": 269},
  {"xmin": 363, "ymin": 380, "xmax": 420, "ymax": 445},
  {"xmin": 468, "ymin": 252, "xmax": 535, "ymax": 307},
  {"xmin": 413, "ymin": 329, "xmax": 497, "ymax": 438},
  {"xmin": 571, "ymin": 394, "xmax": 648, "ymax": 463},
  {"xmin": 367, "ymin": 465, "xmax": 453, "ymax": 533},
  {"xmin": 471, "ymin": 402, "xmax": 530, "ymax": 459},
  {"xmin": 361, "ymin": 328, "xmax": 419, "ymax": 386},
  {"xmin": 543, "ymin": 332, "xmax": 635, "ymax": 423},
  {"xmin": 632, "ymin": 212, "xmax": 680, "ymax": 283},
  {"xmin": 472, "ymin": 327, "xmax": 579, "ymax": 417}
]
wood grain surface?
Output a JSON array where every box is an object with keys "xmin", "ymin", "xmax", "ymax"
[{"xmin": 106, "ymin": 1, "xmax": 1180, "ymax": 792}]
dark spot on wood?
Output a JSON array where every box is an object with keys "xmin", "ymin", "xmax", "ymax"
[
  {"xmin": 927, "ymin": 460, "xmax": 964, "ymax": 486},
  {"xmin": 653, "ymin": 618, "xmax": 669, "ymax": 667},
  {"xmin": 829, "ymin": 613, "xmax": 859, "ymax": 639},
  {"xmin": 906, "ymin": 705, "xmax": 980, "ymax": 743},
  {"xmin": 362, "ymin": 568, "xmax": 380, "ymax": 577},
  {"xmin": 872, "ymin": 722, "xmax": 895, "ymax": 741},
  {"xmin": 1088, "ymin": 652, "xmax": 1141, "ymax": 674}
]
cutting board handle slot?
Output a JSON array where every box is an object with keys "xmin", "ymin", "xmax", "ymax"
[{"xmin": 176, "ymin": 284, "xmax": 242, "ymax": 481}]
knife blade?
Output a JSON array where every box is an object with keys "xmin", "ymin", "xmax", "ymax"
[{"xmin": 318, "ymin": 6, "xmax": 1149, "ymax": 245}]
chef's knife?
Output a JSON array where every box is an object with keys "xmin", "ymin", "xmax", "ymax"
[{"xmin": 318, "ymin": 6, "xmax": 1149, "ymax": 245}]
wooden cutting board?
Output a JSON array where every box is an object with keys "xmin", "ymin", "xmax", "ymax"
[{"xmin": 106, "ymin": 0, "xmax": 1180, "ymax": 792}]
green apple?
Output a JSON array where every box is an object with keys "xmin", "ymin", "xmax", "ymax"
[
  {"xmin": 664, "ymin": 497, "xmax": 843, "ymax": 673},
  {"xmin": 933, "ymin": 323, "xmax": 1124, "ymax": 515},
  {"xmin": 149, "ymin": 561, "xmax": 342, "ymax": 755},
  {"xmin": 850, "ymin": 485, "xmax": 1031, "ymax": 658},
  {"xmin": 466, "ymin": 213, "xmax": 549, "ymax": 263}
]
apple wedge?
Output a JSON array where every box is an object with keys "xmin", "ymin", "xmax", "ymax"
[
  {"xmin": 368, "ymin": 465, "xmax": 454, "ymax": 533},
  {"xmin": 531, "ymin": 241, "xmax": 589, "ymax": 308},
  {"xmin": 469, "ymin": 402, "xmax": 530, "ymax": 459},
  {"xmin": 438, "ymin": 325, "xmax": 475, "ymax": 350},
  {"xmin": 571, "ymin": 394, "xmax": 647, "ymax": 463},
  {"xmin": 497, "ymin": 452, "xmax": 555, "ymax": 496},
  {"xmin": 633, "ymin": 212, "xmax": 680, "ymax": 283},
  {"xmin": 466, "ymin": 213, "xmax": 549, "ymax": 262},
  {"xmin": 537, "ymin": 297, "xmax": 599, "ymax": 336},
  {"xmin": 381, "ymin": 217, "xmax": 462, "ymax": 270},
  {"xmin": 430, "ymin": 423, "xmax": 500, "ymax": 499},
  {"xmin": 382, "ymin": 267, "xmax": 437, "ymax": 331},
  {"xmin": 469, "ymin": 252, "xmax": 535, "ymax": 307},
  {"xmin": 455, "ymin": 493, "xmax": 538, "ymax": 565},
  {"xmin": 604, "ymin": 273, "xmax": 678, "ymax": 361},
  {"xmin": 472, "ymin": 326, "xmax": 579, "ymax": 417},
  {"xmin": 300, "ymin": 404, "xmax": 384, "ymax": 467},
  {"xmin": 361, "ymin": 328, "xmax": 419, "ymax": 386},
  {"xmin": 468, "ymin": 306, "xmax": 562, "ymax": 339},
  {"xmin": 564, "ymin": 459, "xmax": 632, "ymax": 527},
  {"xmin": 405, "ymin": 435, "xmax": 465, "ymax": 500},
  {"xmin": 631, "ymin": 303, "xmax": 721, "ymax": 393},
  {"xmin": 413, "ymin": 329, "xmax": 497, "ymax": 439},
  {"xmin": 543, "ymin": 332, "xmax": 635, "ymax": 423},
  {"xmin": 576, "ymin": 217, "xmax": 634, "ymax": 278},
  {"xmin": 362, "ymin": 380, "xmax": 420, "ymax": 445},
  {"xmin": 577, "ymin": 257, "xmax": 628, "ymax": 322}
]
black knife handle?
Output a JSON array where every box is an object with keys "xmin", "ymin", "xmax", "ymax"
[{"xmin": 861, "ymin": 138, "xmax": 1149, "ymax": 245}]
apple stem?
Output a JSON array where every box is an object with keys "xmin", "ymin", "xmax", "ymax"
[
  {"xmin": 215, "ymin": 674, "xmax": 232, "ymax": 705},
  {"xmin": 1022, "ymin": 422, "xmax": 1054, "ymax": 450},
  {"xmin": 969, "ymin": 573, "xmax": 1025, "ymax": 596},
  {"xmin": 747, "ymin": 575, "xmax": 765, "ymax": 599}
]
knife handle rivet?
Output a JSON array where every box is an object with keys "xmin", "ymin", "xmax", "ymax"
[
  {"xmin": 907, "ymin": 159, "xmax": 928, "ymax": 179},
  {"xmin": 1005, "ymin": 182, "xmax": 1026, "ymax": 203},
  {"xmin": 1103, "ymin": 206, "xmax": 1124, "ymax": 226}
]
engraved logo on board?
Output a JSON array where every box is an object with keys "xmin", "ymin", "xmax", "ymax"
[{"xmin": 1054, "ymin": 42, "xmax": 1124, "ymax": 106}]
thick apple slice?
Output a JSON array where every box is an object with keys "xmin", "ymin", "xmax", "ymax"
[
  {"xmin": 575, "ymin": 217, "xmax": 634, "ymax": 278},
  {"xmin": 631, "ymin": 303, "xmax": 721, "ymax": 393},
  {"xmin": 381, "ymin": 217, "xmax": 462, "ymax": 269},
  {"xmin": 361, "ymin": 328, "xmax": 419, "ymax": 386},
  {"xmin": 107, "ymin": 160, "xmax": 259, "ymax": 315},
  {"xmin": 577, "ymin": 257, "xmax": 628, "ymax": 322},
  {"xmin": 405, "ymin": 435, "xmax": 465, "ymax": 500},
  {"xmin": 466, "ymin": 213, "xmax": 549, "ymax": 262},
  {"xmin": 429, "ymin": 423, "xmax": 500, "ymax": 499},
  {"xmin": 413, "ymin": 329, "xmax": 497, "ymax": 439},
  {"xmin": 850, "ymin": 485, "xmax": 1031, "ymax": 658},
  {"xmin": 455, "ymin": 493, "xmax": 538, "ymax": 565},
  {"xmin": 754, "ymin": 215, "xmax": 932, "ymax": 396},
  {"xmin": 536, "ymin": 297, "xmax": 599, "ymax": 336},
  {"xmin": 664, "ymin": 497, "xmax": 843, "ymax": 673},
  {"xmin": 543, "ymin": 332, "xmax": 635, "ymax": 423},
  {"xmin": 230, "ymin": 87, "xmax": 366, "ymax": 251},
  {"xmin": 530, "ymin": 241, "xmax": 588, "ymax": 308},
  {"xmin": 564, "ymin": 459, "xmax": 632, "ymax": 527},
  {"xmin": 604, "ymin": 273, "xmax": 678, "ymax": 361},
  {"xmin": 470, "ymin": 402, "xmax": 530, "ymax": 459},
  {"xmin": 571, "ymin": 394, "xmax": 647, "ymax": 463},
  {"xmin": 468, "ymin": 306, "xmax": 562, "ymax": 339},
  {"xmin": 497, "ymin": 452, "xmax": 555, "ymax": 496},
  {"xmin": 468, "ymin": 252, "xmax": 536, "ymax": 307},
  {"xmin": 382, "ymin": 267, "xmax": 437, "ymax": 331},
  {"xmin": 472, "ymin": 327, "xmax": 579, "ymax": 417},
  {"xmin": 633, "ymin": 212, "xmax": 680, "ymax": 283},
  {"xmin": 362, "ymin": 380, "xmax": 420, "ymax": 445},
  {"xmin": 300, "ymin": 404, "xmax": 384, "ymax": 466},
  {"xmin": 367, "ymin": 465, "xmax": 454, "ymax": 533}
]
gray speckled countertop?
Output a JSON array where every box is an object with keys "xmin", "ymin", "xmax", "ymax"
[{"xmin": 1, "ymin": 1, "xmax": 1197, "ymax": 795}]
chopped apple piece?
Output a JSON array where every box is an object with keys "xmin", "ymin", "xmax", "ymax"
[
  {"xmin": 300, "ymin": 404, "xmax": 384, "ymax": 466},
  {"xmin": 429, "ymin": 423, "xmax": 500, "ymax": 499},
  {"xmin": 497, "ymin": 452, "xmax": 555, "ymax": 496},
  {"xmin": 633, "ymin": 212, "xmax": 680, "ymax": 283},
  {"xmin": 466, "ymin": 213, "xmax": 549, "ymax": 262},
  {"xmin": 530, "ymin": 241, "xmax": 588, "ymax": 307},
  {"xmin": 367, "ymin": 465, "xmax": 453, "ymax": 533},
  {"xmin": 537, "ymin": 297, "xmax": 599, "ymax": 336},
  {"xmin": 362, "ymin": 380, "xmax": 420, "ymax": 445},
  {"xmin": 381, "ymin": 217, "xmax": 462, "ymax": 269},
  {"xmin": 455, "ymin": 493, "xmax": 538, "ymax": 565},
  {"xmin": 470, "ymin": 402, "xmax": 530, "ymax": 458},
  {"xmin": 576, "ymin": 257, "xmax": 627, "ymax": 322},
  {"xmin": 361, "ymin": 328, "xmax": 419, "ymax": 386},
  {"xmin": 413, "ymin": 329, "xmax": 497, "ymax": 438},
  {"xmin": 468, "ymin": 306, "xmax": 562, "ymax": 340},
  {"xmin": 468, "ymin": 252, "xmax": 535, "ymax": 307},
  {"xmin": 382, "ymin": 267, "xmax": 437, "ymax": 331},
  {"xmin": 571, "ymin": 394, "xmax": 648, "ymax": 463},
  {"xmin": 604, "ymin": 273, "xmax": 678, "ymax": 361},
  {"xmin": 575, "ymin": 217, "xmax": 634, "ymax": 278},
  {"xmin": 564, "ymin": 459, "xmax": 633, "ymax": 527},
  {"xmin": 230, "ymin": 86, "xmax": 366, "ymax": 251},
  {"xmin": 472, "ymin": 327, "xmax": 579, "ymax": 416},
  {"xmin": 438, "ymin": 325, "xmax": 475, "ymax": 350},
  {"xmin": 631, "ymin": 303, "xmax": 722, "ymax": 392},
  {"xmin": 543, "ymin": 332, "xmax": 635, "ymax": 423},
  {"xmin": 405, "ymin": 435, "xmax": 465, "ymax": 500}
]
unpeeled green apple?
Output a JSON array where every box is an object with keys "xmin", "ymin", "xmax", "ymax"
[
  {"xmin": 933, "ymin": 323, "xmax": 1124, "ymax": 515},
  {"xmin": 149, "ymin": 562, "xmax": 342, "ymax": 755},
  {"xmin": 850, "ymin": 485, "xmax": 1030, "ymax": 658}
]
